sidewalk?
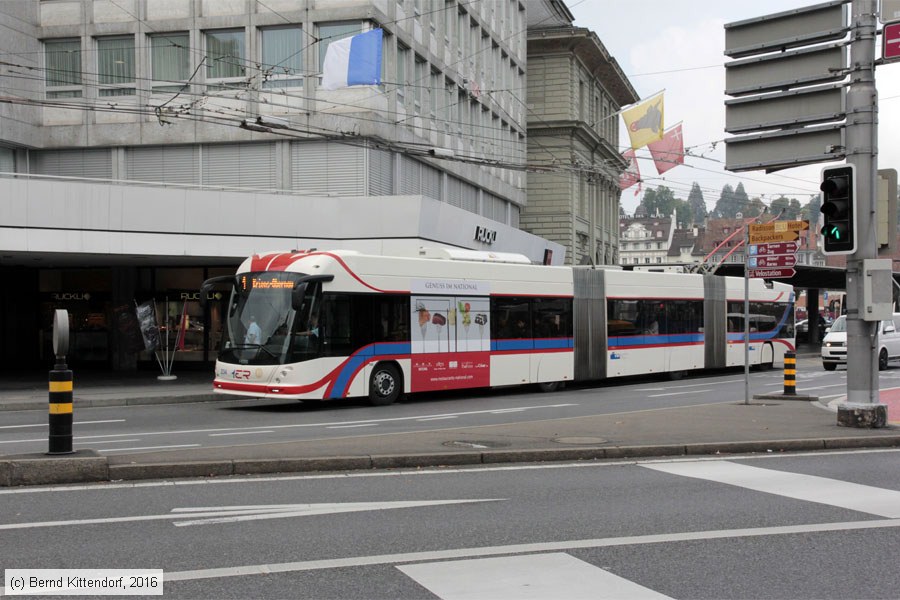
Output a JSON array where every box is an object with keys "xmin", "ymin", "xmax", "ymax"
[{"xmin": 2, "ymin": 346, "xmax": 898, "ymax": 487}]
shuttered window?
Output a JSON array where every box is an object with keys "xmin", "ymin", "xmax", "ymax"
[
  {"xmin": 291, "ymin": 141, "xmax": 364, "ymax": 196},
  {"xmin": 31, "ymin": 149, "xmax": 112, "ymax": 179},
  {"xmin": 203, "ymin": 143, "xmax": 277, "ymax": 189},
  {"xmin": 0, "ymin": 148, "xmax": 14, "ymax": 173},
  {"xmin": 126, "ymin": 145, "xmax": 198, "ymax": 185},
  {"xmin": 368, "ymin": 148, "xmax": 393, "ymax": 195}
]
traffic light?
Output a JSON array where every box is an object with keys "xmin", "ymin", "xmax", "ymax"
[{"xmin": 820, "ymin": 164, "xmax": 856, "ymax": 255}]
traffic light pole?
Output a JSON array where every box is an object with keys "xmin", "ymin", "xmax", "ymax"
[{"xmin": 844, "ymin": 0, "xmax": 881, "ymax": 412}]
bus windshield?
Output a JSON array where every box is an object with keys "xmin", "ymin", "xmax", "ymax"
[{"xmin": 219, "ymin": 272, "xmax": 315, "ymax": 365}]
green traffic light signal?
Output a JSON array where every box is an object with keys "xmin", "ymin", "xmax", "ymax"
[{"xmin": 820, "ymin": 165, "xmax": 855, "ymax": 254}]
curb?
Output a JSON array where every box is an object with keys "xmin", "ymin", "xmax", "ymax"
[{"xmin": 4, "ymin": 435, "xmax": 900, "ymax": 487}]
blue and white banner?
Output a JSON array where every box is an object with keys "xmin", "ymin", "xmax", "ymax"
[{"xmin": 321, "ymin": 28, "xmax": 383, "ymax": 91}]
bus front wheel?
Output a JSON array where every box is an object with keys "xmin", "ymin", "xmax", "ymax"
[{"xmin": 369, "ymin": 363, "xmax": 403, "ymax": 406}]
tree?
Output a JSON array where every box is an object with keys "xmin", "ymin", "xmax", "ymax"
[
  {"xmin": 673, "ymin": 199, "xmax": 691, "ymax": 227},
  {"xmin": 745, "ymin": 197, "xmax": 766, "ymax": 218},
  {"xmin": 733, "ymin": 183, "xmax": 750, "ymax": 216},
  {"xmin": 769, "ymin": 196, "xmax": 800, "ymax": 220},
  {"xmin": 639, "ymin": 186, "xmax": 679, "ymax": 218},
  {"xmin": 712, "ymin": 184, "xmax": 737, "ymax": 218},
  {"xmin": 687, "ymin": 182, "xmax": 707, "ymax": 225}
]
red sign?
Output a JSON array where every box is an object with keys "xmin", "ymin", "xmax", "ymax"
[
  {"xmin": 411, "ymin": 352, "xmax": 490, "ymax": 392},
  {"xmin": 750, "ymin": 242, "xmax": 799, "ymax": 256},
  {"xmin": 749, "ymin": 267, "xmax": 796, "ymax": 279},
  {"xmin": 885, "ymin": 22, "xmax": 900, "ymax": 61},
  {"xmin": 749, "ymin": 254, "xmax": 797, "ymax": 268}
]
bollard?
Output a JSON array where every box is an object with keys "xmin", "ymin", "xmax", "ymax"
[
  {"xmin": 48, "ymin": 365, "xmax": 74, "ymax": 454},
  {"xmin": 48, "ymin": 309, "xmax": 73, "ymax": 455},
  {"xmin": 783, "ymin": 351, "xmax": 797, "ymax": 395}
]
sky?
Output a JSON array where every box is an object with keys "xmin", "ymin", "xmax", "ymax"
[{"xmin": 568, "ymin": 0, "xmax": 900, "ymax": 217}]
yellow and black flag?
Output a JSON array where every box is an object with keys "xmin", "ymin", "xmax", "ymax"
[{"xmin": 621, "ymin": 91, "xmax": 664, "ymax": 150}]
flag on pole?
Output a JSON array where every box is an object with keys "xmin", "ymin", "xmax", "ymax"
[
  {"xmin": 621, "ymin": 92, "xmax": 664, "ymax": 150},
  {"xmin": 321, "ymin": 28, "xmax": 383, "ymax": 91},
  {"xmin": 619, "ymin": 149, "xmax": 642, "ymax": 195},
  {"xmin": 648, "ymin": 123, "xmax": 684, "ymax": 175}
]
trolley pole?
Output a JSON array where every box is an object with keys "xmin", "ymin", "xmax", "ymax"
[{"xmin": 48, "ymin": 309, "xmax": 73, "ymax": 455}]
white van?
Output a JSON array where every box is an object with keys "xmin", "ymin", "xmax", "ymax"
[{"xmin": 821, "ymin": 313, "xmax": 900, "ymax": 370}]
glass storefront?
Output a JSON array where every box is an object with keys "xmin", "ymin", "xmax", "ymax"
[{"xmin": 36, "ymin": 265, "xmax": 235, "ymax": 368}]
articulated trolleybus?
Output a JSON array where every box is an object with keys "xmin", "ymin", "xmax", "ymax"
[{"xmin": 201, "ymin": 248, "xmax": 794, "ymax": 405}]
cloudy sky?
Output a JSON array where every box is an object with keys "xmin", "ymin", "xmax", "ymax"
[{"xmin": 568, "ymin": 0, "xmax": 900, "ymax": 216}]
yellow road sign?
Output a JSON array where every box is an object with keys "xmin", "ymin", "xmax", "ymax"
[
  {"xmin": 749, "ymin": 230, "xmax": 801, "ymax": 244},
  {"xmin": 748, "ymin": 220, "xmax": 810, "ymax": 235}
]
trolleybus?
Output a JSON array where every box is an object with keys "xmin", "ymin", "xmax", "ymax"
[{"xmin": 201, "ymin": 248, "xmax": 794, "ymax": 405}]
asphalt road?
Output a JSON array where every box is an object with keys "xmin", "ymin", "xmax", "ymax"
[
  {"xmin": 0, "ymin": 356, "xmax": 854, "ymax": 456},
  {"xmin": 4, "ymin": 356, "xmax": 897, "ymax": 457},
  {"xmin": 2, "ymin": 449, "xmax": 899, "ymax": 599}
]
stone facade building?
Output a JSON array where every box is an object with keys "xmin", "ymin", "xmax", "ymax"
[{"xmin": 522, "ymin": 1, "xmax": 638, "ymax": 265}]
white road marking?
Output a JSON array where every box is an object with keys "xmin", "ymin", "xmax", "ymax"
[
  {"xmin": 398, "ymin": 553, "xmax": 672, "ymax": 600},
  {"xmin": 326, "ymin": 423, "xmax": 379, "ymax": 429},
  {"xmin": 97, "ymin": 444, "xmax": 200, "ymax": 453},
  {"xmin": 74, "ymin": 439, "xmax": 140, "ymax": 445},
  {"xmin": 0, "ymin": 499, "xmax": 502, "ymax": 531},
  {"xmin": 647, "ymin": 389, "xmax": 713, "ymax": 397},
  {"xmin": 0, "ymin": 419, "xmax": 124, "ymax": 430},
  {"xmin": 208, "ymin": 430, "xmax": 275, "ymax": 437},
  {"xmin": 636, "ymin": 379, "xmax": 744, "ymax": 391},
  {"xmin": 642, "ymin": 460, "xmax": 900, "ymax": 518},
  {"xmin": 9, "ymin": 403, "xmax": 579, "ymax": 441},
  {"xmin": 416, "ymin": 416, "xmax": 459, "ymax": 421},
  {"xmin": 163, "ymin": 518, "xmax": 900, "ymax": 582}
]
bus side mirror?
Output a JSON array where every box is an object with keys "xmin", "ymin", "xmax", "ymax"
[
  {"xmin": 291, "ymin": 274, "xmax": 335, "ymax": 310},
  {"xmin": 199, "ymin": 276, "xmax": 236, "ymax": 308}
]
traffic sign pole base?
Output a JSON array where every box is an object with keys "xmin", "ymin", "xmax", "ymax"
[{"xmin": 836, "ymin": 402, "xmax": 888, "ymax": 428}]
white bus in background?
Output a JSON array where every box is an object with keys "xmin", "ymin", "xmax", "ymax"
[{"xmin": 201, "ymin": 248, "xmax": 794, "ymax": 405}]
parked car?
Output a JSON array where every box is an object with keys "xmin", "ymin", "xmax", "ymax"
[{"xmin": 821, "ymin": 314, "xmax": 900, "ymax": 370}]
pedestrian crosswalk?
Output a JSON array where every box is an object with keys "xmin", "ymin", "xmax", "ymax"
[
  {"xmin": 150, "ymin": 456, "xmax": 900, "ymax": 598},
  {"xmin": 398, "ymin": 553, "xmax": 672, "ymax": 600},
  {"xmin": 389, "ymin": 458, "xmax": 900, "ymax": 599}
]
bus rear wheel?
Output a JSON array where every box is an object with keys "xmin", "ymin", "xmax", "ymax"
[{"xmin": 369, "ymin": 363, "xmax": 402, "ymax": 406}]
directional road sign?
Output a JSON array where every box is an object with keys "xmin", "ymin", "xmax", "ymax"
[
  {"xmin": 749, "ymin": 220, "xmax": 810, "ymax": 234},
  {"xmin": 749, "ymin": 267, "xmax": 796, "ymax": 279},
  {"xmin": 749, "ymin": 241, "xmax": 800, "ymax": 255},
  {"xmin": 748, "ymin": 231, "xmax": 801, "ymax": 244},
  {"xmin": 748, "ymin": 254, "xmax": 797, "ymax": 269}
]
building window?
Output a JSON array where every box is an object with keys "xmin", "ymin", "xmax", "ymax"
[
  {"xmin": 261, "ymin": 26, "xmax": 303, "ymax": 89},
  {"xmin": 397, "ymin": 43, "xmax": 409, "ymax": 103},
  {"xmin": 150, "ymin": 33, "xmax": 190, "ymax": 93},
  {"xmin": 97, "ymin": 36, "xmax": 135, "ymax": 96},
  {"xmin": 414, "ymin": 55, "xmax": 426, "ymax": 115},
  {"xmin": 657, "ymin": 257, "xmax": 662, "ymax": 263},
  {"xmin": 44, "ymin": 39, "xmax": 82, "ymax": 98},
  {"xmin": 205, "ymin": 29, "xmax": 245, "ymax": 88},
  {"xmin": 318, "ymin": 22, "xmax": 362, "ymax": 75}
]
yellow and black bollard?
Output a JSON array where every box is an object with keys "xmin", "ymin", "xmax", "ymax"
[
  {"xmin": 48, "ymin": 366, "xmax": 73, "ymax": 454},
  {"xmin": 783, "ymin": 351, "xmax": 797, "ymax": 395},
  {"xmin": 48, "ymin": 309, "xmax": 74, "ymax": 455}
]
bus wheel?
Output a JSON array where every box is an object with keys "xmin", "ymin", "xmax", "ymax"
[
  {"xmin": 537, "ymin": 381, "xmax": 563, "ymax": 393},
  {"xmin": 369, "ymin": 363, "xmax": 402, "ymax": 406}
]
